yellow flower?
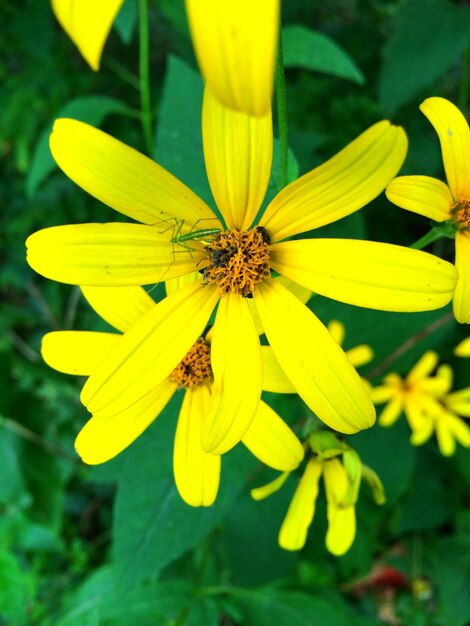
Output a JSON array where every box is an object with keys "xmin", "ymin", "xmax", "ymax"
[
  {"xmin": 185, "ymin": 0, "xmax": 279, "ymax": 116},
  {"xmin": 51, "ymin": 0, "xmax": 125, "ymax": 70},
  {"xmin": 371, "ymin": 352, "xmax": 470, "ymax": 456},
  {"xmin": 455, "ymin": 337, "xmax": 470, "ymax": 356},
  {"xmin": 386, "ymin": 97, "xmax": 470, "ymax": 323},
  {"xmin": 41, "ymin": 284, "xmax": 304, "ymax": 507},
  {"xmin": 251, "ymin": 431, "xmax": 385, "ymax": 555},
  {"xmin": 26, "ymin": 92, "xmax": 457, "ymax": 455}
]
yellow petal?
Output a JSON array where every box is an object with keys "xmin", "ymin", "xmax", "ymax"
[
  {"xmin": 445, "ymin": 388, "xmax": 470, "ymax": 417},
  {"xmin": 27, "ymin": 223, "xmax": 201, "ymax": 286},
  {"xmin": 242, "ymin": 400, "xmax": 304, "ymax": 471},
  {"xmin": 454, "ymin": 231, "xmax": 470, "ymax": 324},
  {"xmin": 323, "ymin": 458, "xmax": 356, "ymax": 556},
  {"xmin": 435, "ymin": 416, "xmax": 456, "ymax": 456},
  {"xmin": 378, "ymin": 396, "xmax": 403, "ymax": 426},
  {"xmin": 81, "ymin": 282, "xmax": 219, "ymax": 416},
  {"xmin": 420, "ymin": 97, "xmax": 470, "ymax": 201},
  {"xmin": 386, "ymin": 176, "xmax": 453, "ymax": 222},
  {"xmin": 271, "ymin": 239, "xmax": 457, "ymax": 312},
  {"xmin": 369, "ymin": 384, "xmax": 397, "ymax": 405},
  {"xmin": 75, "ymin": 380, "xmax": 176, "ymax": 464},
  {"xmin": 80, "ymin": 286, "xmax": 155, "ymax": 333},
  {"xmin": 51, "ymin": 0, "xmax": 124, "ymax": 70},
  {"xmin": 408, "ymin": 351, "xmax": 438, "ymax": 382},
  {"xmin": 254, "ymin": 279, "xmax": 375, "ymax": 434},
  {"xmin": 201, "ymin": 295, "xmax": 262, "ymax": 454},
  {"xmin": 165, "ymin": 271, "xmax": 200, "ymax": 296},
  {"xmin": 185, "ymin": 0, "xmax": 279, "ymax": 116},
  {"xmin": 327, "ymin": 320, "xmax": 345, "ymax": 345},
  {"xmin": 345, "ymin": 345, "xmax": 374, "ymax": 368},
  {"xmin": 251, "ymin": 471, "xmax": 290, "ymax": 501},
  {"xmin": 455, "ymin": 337, "xmax": 470, "ymax": 357},
  {"xmin": 261, "ymin": 346, "xmax": 295, "ymax": 393},
  {"xmin": 447, "ymin": 414, "xmax": 470, "ymax": 448},
  {"xmin": 278, "ymin": 459, "xmax": 322, "ymax": 551},
  {"xmin": 50, "ymin": 119, "xmax": 219, "ymax": 227},
  {"xmin": 260, "ymin": 121, "xmax": 407, "ymax": 242},
  {"xmin": 41, "ymin": 331, "xmax": 119, "ymax": 376},
  {"xmin": 174, "ymin": 386, "xmax": 221, "ymax": 507},
  {"xmin": 202, "ymin": 87, "xmax": 272, "ymax": 230}
]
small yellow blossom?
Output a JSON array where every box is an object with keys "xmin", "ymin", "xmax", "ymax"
[
  {"xmin": 41, "ymin": 285, "xmax": 304, "ymax": 507},
  {"xmin": 371, "ymin": 352, "xmax": 470, "ymax": 456},
  {"xmin": 251, "ymin": 431, "xmax": 385, "ymax": 555},
  {"xmin": 51, "ymin": 0, "xmax": 125, "ymax": 70},
  {"xmin": 386, "ymin": 97, "xmax": 470, "ymax": 323}
]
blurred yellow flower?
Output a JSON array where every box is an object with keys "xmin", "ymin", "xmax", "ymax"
[
  {"xmin": 41, "ymin": 285, "xmax": 304, "ymax": 507},
  {"xmin": 251, "ymin": 431, "xmax": 385, "ymax": 555},
  {"xmin": 371, "ymin": 352, "xmax": 470, "ymax": 456},
  {"xmin": 27, "ymin": 93, "xmax": 457, "ymax": 455},
  {"xmin": 386, "ymin": 97, "xmax": 470, "ymax": 323},
  {"xmin": 51, "ymin": 0, "xmax": 125, "ymax": 70}
]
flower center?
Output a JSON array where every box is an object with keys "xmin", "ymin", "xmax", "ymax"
[
  {"xmin": 203, "ymin": 226, "xmax": 271, "ymax": 297},
  {"xmin": 452, "ymin": 199, "xmax": 470, "ymax": 229},
  {"xmin": 169, "ymin": 338, "xmax": 212, "ymax": 388}
]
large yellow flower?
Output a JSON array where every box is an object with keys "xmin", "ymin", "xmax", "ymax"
[
  {"xmin": 386, "ymin": 97, "xmax": 470, "ymax": 323},
  {"xmin": 371, "ymin": 351, "xmax": 470, "ymax": 456},
  {"xmin": 251, "ymin": 432, "xmax": 385, "ymax": 555},
  {"xmin": 26, "ymin": 91, "xmax": 457, "ymax": 455},
  {"xmin": 41, "ymin": 284, "xmax": 304, "ymax": 506},
  {"xmin": 51, "ymin": 0, "xmax": 125, "ymax": 70}
]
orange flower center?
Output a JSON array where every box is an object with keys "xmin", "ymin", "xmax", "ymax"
[
  {"xmin": 169, "ymin": 338, "xmax": 212, "ymax": 388},
  {"xmin": 203, "ymin": 226, "xmax": 271, "ymax": 297},
  {"xmin": 452, "ymin": 199, "xmax": 470, "ymax": 229}
]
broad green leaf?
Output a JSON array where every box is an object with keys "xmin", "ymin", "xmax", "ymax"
[
  {"xmin": 27, "ymin": 96, "xmax": 129, "ymax": 197},
  {"xmin": 283, "ymin": 25, "xmax": 365, "ymax": 84},
  {"xmin": 114, "ymin": 0, "xmax": 137, "ymax": 44},
  {"xmin": 0, "ymin": 551, "xmax": 30, "ymax": 626},
  {"xmin": 378, "ymin": 0, "xmax": 470, "ymax": 114},
  {"xmin": 112, "ymin": 395, "xmax": 258, "ymax": 589}
]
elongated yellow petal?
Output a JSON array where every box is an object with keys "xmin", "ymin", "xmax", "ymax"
[
  {"xmin": 445, "ymin": 388, "xmax": 470, "ymax": 417},
  {"xmin": 345, "ymin": 345, "xmax": 374, "ymax": 368},
  {"xmin": 50, "ymin": 119, "xmax": 219, "ymax": 227},
  {"xmin": 323, "ymin": 458, "xmax": 356, "ymax": 556},
  {"xmin": 174, "ymin": 386, "xmax": 221, "ymax": 507},
  {"xmin": 202, "ymin": 295, "xmax": 262, "ymax": 454},
  {"xmin": 80, "ymin": 286, "xmax": 155, "ymax": 333},
  {"xmin": 408, "ymin": 351, "xmax": 438, "ymax": 382},
  {"xmin": 185, "ymin": 0, "xmax": 279, "ymax": 116},
  {"xmin": 271, "ymin": 239, "xmax": 457, "ymax": 312},
  {"xmin": 420, "ymin": 97, "xmax": 470, "ymax": 201},
  {"xmin": 279, "ymin": 459, "xmax": 322, "ymax": 551},
  {"xmin": 81, "ymin": 282, "xmax": 219, "ymax": 416},
  {"xmin": 52, "ymin": 0, "xmax": 124, "ymax": 70},
  {"xmin": 327, "ymin": 320, "xmax": 345, "ymax": 345},
  {"xmin": 378, "ymin": 396, "xmax": 403, "ymax": 426},
  {"xmin": 455, "ymin": 337, "xmax": 470, "ymax": 356},
  {"xmin": 369, "ymin": 384, "xmax": 396, "ymax": 404},
  {"xmin": 165, "ymin": 272, "xmax": 200, "ymax": 296},
  {"xmin": 202, "ymin": 88, "xmax": 272, "ymax": 230},
  {"xmin": 260, "ymin": 121, "xmax": 407, "ymax": 242},
  {"xmin": 27, "ymin": 223, "xmax": 200, "ymax": 286},
  {"xmin": 254, "ymin": 279, "xmax": 375, "ymax": 434},
  {"xmin": 242, "ymin": 401, "xmax": 304, "ymax": 471},
  {"xmin": 261, "ymin": 346, "xmax": 295, "ymax": 393},
  {"xmin": 251, "ymin": 471, "xmax": 290, "ymax": 501},
  {"xmin": 75, "ymin": 380, "xmax": 176, "ymax": 464},
  {"xmin": 386, "ymin": 176, "xmax": 453, "ymax": 222},
  {"xmin": 447, "ymin": 414, "xmax": 470, "ymax": 447},
  {"xmin": 41, "ymin": 331, "xmax": 120, "ymax": 376},
  {"xmin": 435, "ymin": 417, "xmax": 456, "ymax": 456},
  {"xmin": 454, "ymin": 231, "xmax": 470, "ymax": 323}
]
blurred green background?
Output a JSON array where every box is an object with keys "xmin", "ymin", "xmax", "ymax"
[{"xmin": 1, "ymin": 0, "xmax": 470, "ymax": 624}]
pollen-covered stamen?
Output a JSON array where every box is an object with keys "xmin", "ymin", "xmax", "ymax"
[
  {"xmin": 203, "ymin": 226, "xmax": 271, "ymax": 297},
  {"xmin": 452, "ymin": 199, "xmax": 470, "ymax": 229},
  {"xmin": 169, "ymin": 338, "xmax": 212, "ymax": 388}
]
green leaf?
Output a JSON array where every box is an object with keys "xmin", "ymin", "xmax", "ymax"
[
  {"xmin": 156, "ymin": 56, "xmax": 214, "ymax": 207},
  {"xmin": 114, "ymin": 0, "xmax": 137, "ymax": 44},
  {"xmin": 283, "ymin": 25, "xmax": 365, "ymax": 84},
  {"xmin": 27, "ymin": 95, "xmax": 129, "ymax": 197},
  {"xmin": 0, "ymin": 551, "xmax": 30, "ymax": 626},
  {"xmin": 112, "ymin": 395, "xmax": 257, "ymax": 590},
  {"xmin": 378, "ymin": 0, "xmax": 470, "ymax": 114}
]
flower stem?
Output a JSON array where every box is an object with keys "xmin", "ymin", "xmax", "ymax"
[
  {"xmin": 409, "ymin": 227, "xmax": 444, "ymax": 250},
  {"xmin": 275, "ymin": 27, "xmax": 288, "ymax": 189},
  {"xmin": 139, "ymin": 0, "xmax": 154, "ymax": 156}
]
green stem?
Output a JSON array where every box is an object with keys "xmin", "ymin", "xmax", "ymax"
[
  {"xmin": 139, "ymin": 0, "xmax": 154, "ymax": 156},
  {"xmin": 409, "ymin": 227, "xmax": 444, "ymax": 250},
  {"xmin": 104, "ymin": 57, "xmax": 140, "ymax": 90},
  {"xmin": 458, "ymin": 47, "xmax": 470, "ymax": 116},
  {"xmin": 275, "ymin": 26, "xmax": 288, "ymax": 190}
]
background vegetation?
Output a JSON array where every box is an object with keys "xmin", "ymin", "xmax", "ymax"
[{"xmin": 1, "ymin": 0, "xmax": 470, "ymax": 624}]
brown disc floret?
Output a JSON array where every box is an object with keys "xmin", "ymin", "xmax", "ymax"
[{"xmin": 169, "ymin": 338, "xmax": 212, "ymax": 389}]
